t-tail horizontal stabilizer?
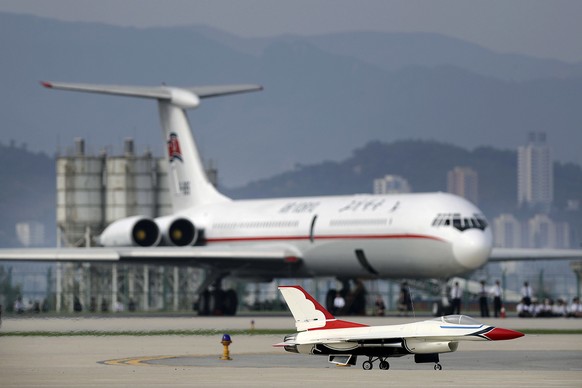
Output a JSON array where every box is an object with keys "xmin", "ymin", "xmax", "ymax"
[
  {"xmin": 40, "ymin": 81, "xmax": 263, "ymax": 108},
  {"xmin": 41, "ymin": 80, "xmax": 263, "ymax": 209}
]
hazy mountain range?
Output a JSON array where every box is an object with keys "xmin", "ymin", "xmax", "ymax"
[
  {"xmin": 1, "ymin": 12, "xmax": 582, "ymax": 188},
  {"xmin": 1, "ymin": 139, "xmax": 581, "ymax": 248}
]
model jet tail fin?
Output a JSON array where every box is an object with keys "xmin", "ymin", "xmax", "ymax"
[{"xmin": 278, "ymin": 286, "xmax": 367, "ymax": 331}]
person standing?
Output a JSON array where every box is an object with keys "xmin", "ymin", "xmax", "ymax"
[
  {"xmin": 333, "ymin": 291, "xmax": 345, "ymax": 315},
  {"xmin": 491, "ymin": 280, "xmax": 503, "ymax": 318},
  {"xmin": 479, "ymin": 280, "xmax": 490, "ymax": 317},
  {"xmin": 450, "ymin": 281, "xmax": 462, "ymax": 314},
  {"xmin": 398, "ymin": 282, "xmax": 412, "ymax": 316},
  {"xmin": 375, "ymin": 295, "xmax": 385, "ymax": 316},
  {"xmin": 521, "ymin": 281, "xmax": 533, "ymax": 305}
]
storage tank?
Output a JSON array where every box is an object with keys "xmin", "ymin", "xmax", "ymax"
[
  {"xmin": 104, "ymin": 139, "xmax": 160, "ymax": 224},
  {"xmin": 56, "ymin": 138, "xmax": 106, "ymax": 246}
]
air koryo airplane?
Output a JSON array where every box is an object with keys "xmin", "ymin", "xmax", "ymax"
[
  {"xmin": 275, "ymin": 285, "xmax": 524, "ymax": 370},
  {"xmin": 0, "ymin": 81, "xmax": 580, "ymax": 314}
]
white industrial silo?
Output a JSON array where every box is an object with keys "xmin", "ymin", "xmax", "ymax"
[{"xmin": 56, "ymin": 138, "xmax": 106, "ymax": 247}]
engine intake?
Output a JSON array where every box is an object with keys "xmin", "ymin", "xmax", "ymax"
[
  {"xmin": 99, "ymin": 216, "xmax": 161, "ymax": 247},
  {"xmin": 403, "ymin": 339, "xmax": 459, "ymax": 354},
  {"xmin": 155, "ymin": 216, "xmax": 198, "ymax": 246}
]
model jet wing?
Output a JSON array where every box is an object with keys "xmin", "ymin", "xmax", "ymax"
[{"xmin": 489, "ymin": 247, "xmax": 582, "ymax": 262}]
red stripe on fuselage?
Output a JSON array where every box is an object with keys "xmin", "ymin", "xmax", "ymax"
[{"xmin": 205, "ymin": 234, "xmax": 446, "ymax": 244}]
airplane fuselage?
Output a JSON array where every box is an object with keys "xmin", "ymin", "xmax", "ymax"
[{"xmin": 183, "ymin": 191, "xmax": 492, "ymax": 279}]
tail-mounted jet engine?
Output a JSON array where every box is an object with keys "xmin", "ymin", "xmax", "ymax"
[
  {"xmin": 99, "ymin": 216, "xmax": 161, "ymax": 247},
  {"xmin": 155, "ymin": 216, "xmax": 198, "ymax": 246}
]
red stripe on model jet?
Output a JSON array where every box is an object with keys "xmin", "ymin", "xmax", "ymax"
[
  {"xmin": 206, "ymin": 234, "xmax": 445, "ymax": 244},
  {"xmin": 484, "ymin": 327, "xmax": 524, "ymax": 341}
]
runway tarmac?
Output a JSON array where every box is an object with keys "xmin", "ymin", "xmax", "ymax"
[{"xmin": 1, "ymin": 316, "xmax": 581, "ymax": 387}]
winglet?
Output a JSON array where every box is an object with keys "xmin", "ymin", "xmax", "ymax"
[{"xmin": 278, "ymin": 286, "xmax": 367, "ymax": 331}]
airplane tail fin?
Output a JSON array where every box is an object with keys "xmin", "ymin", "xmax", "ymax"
[
  {"xmin": 42, "ymin": 81, "xmax": 262, "ymax": 210},
  {"xmin": 278, "ymin": 286, "xmax": 368, "ymax": 332}
]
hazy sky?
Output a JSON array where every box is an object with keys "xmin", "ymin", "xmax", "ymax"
[{"xmin": 1, "ymin": 0, "xmax": 582, "ymax": 62}]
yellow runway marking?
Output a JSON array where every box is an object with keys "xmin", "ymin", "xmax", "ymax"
[{"xmin": 102, "ymin": 355, "xmax": 178, "ymax": 366}]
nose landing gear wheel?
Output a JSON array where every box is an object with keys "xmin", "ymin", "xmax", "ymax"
[
  {"xmin": 434, "ymin": 363, "xmax": 442, "ymax": 370},
  {"xmin": 362, "ymin": 360, "xmax": 373, "ymax": 370}
]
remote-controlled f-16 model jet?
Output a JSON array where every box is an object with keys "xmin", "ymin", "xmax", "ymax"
[{"xmin": 275, "ymin": 285, "xmax": 523, "ymax": 370}]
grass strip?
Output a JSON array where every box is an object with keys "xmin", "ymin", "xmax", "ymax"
[
  {"xmin": 517, "ymin": 329, "xmax": 582, "ymax": 335},
  {"xmin": 0, "ymin": 329, "xmax": 293, "ymax": 337},
  {"xmin": 1, "ymin": 328, "xmax": 582, "ymax": 336}
]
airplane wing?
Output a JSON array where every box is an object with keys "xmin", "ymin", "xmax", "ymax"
[
  {"xmin": 489, "ymin": 247, "xmax": 582, "ymax": 262},
  {"xmin": 0, "ymin": 245, "xmax": 301, "ymax": 268}
]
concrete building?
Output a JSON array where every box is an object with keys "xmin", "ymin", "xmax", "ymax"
[
  {"xmin": 15, "ymin": 221, "xmax": 45, "ymax": 247},
  {"xmin": 447, "ymin": 166, "xmax": 478, "ymax": 205},
  {"xmin": 57, "ymin": 138, "xmax": 171, "ymax": 247},
  {"xmin": 492, "ymin": 213, "xmax": 522, "ymax": 248},
  {"xmin": 518, "ymin": 132, "xmax": 553, "ymax": 211},
  {"xmin": 52, "ymin": 138, "xmax": 214, "ymax": 312},
  {"xmin": 373, "ymin": 175, "xmax": 412, "ymax": 194},
  {"xmin": 527, "ymin": 214, "xmax": 571, "ymax": 249}
]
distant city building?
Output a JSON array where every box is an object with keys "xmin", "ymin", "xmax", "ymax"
[
  {"xmin": 526, "ymin": 214, "xmax": 571, "ymax": 249},
  {"xmin": 373, "ymin": 175, "xmax": 412, "ymax": 194},
  {"xmin": 566, "ymin": 199, "xmax": 580, "ymax": 212},
  {"xmin": 518, "ymin": 132, "xmax": 553, "ymax": 211},
  {"xmin": 447, "ymin": 166, "xmax": 478, "ymax": 204},
  {"xmin": 492, "ymin": 214, "xmax": 522, "ymax": 248},
  {"xmin": 15, "ymin": 221, "xmax": 45, "ymax": 247}
]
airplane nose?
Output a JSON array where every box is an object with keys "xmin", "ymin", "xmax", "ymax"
[
  {"xmin": 484, "ymin": 327, "xmax": 524, "ymax": 341},
  {"xmin": 453, "ymin": 229, "xmax": 492, "ymax": 270}
]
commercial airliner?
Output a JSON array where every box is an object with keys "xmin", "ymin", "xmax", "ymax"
[
  {"xmin": 0, "ymin": 81, "xmax": 580, "ymax": 314},
  {"xmin": 275, "ymin": 285, "xmax": 523, "ymax": 370}
]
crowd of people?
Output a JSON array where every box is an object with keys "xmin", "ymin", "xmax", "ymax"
[
  {"xmin": 516, "ymin": 281, "xmax": 582, "ymax": 318},
  {"xmin": 450, "ymin": 280, "xmax": 582, "ymax": 318}
]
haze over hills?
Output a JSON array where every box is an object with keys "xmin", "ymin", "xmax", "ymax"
[
  {"xmin": 1, "ymin": 12, "xmax": 582, "ymax": 188},
  {"xmin": 0, "ymin": 142, "xmax": 55, "ymax": 247},
  {"xmin": 0, "ymin": 139, "xmax": 580, "ymax": 248}
]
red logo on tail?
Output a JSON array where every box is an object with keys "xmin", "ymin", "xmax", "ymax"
[{"xmin": 167, "ymin": 133, "xmax": 183, "ymax": 162}]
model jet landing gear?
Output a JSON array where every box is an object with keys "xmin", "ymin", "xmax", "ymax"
[
  {"xmin": 362, "ymin": 356, "xmax": 390, "ymax": 370},
  {"xmin": 434, "ymin": 363, "xmax": 443, "ymax": 370}
]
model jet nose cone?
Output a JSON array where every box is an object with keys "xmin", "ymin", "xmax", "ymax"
[
  {"xmin": 485, "ymin": 327, "xmax": 524, "ymax": 341},
  {"xmin": 453, "ymin": 229, "xmax": 492, "ymax": 270}
]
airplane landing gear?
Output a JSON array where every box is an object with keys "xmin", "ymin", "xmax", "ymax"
[
  {"xmin": 434, "ymin": 363, "xmax": 443, "ymax": 370},
  {"xmin": 196, "ymin": 273, "xmax": 238, "ymax": 316},
  {"xmin": 362, "ymin": 356, "xmax": 390, "ymax": 371}
]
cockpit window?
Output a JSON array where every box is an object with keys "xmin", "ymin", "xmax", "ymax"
[
  {"xmin": 433, "ymin": 315, "xmax": 481, "ymax": 326},
  {"xmin": 431, "ymin": 213, "xmax": 488, "ymax": 232}
]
